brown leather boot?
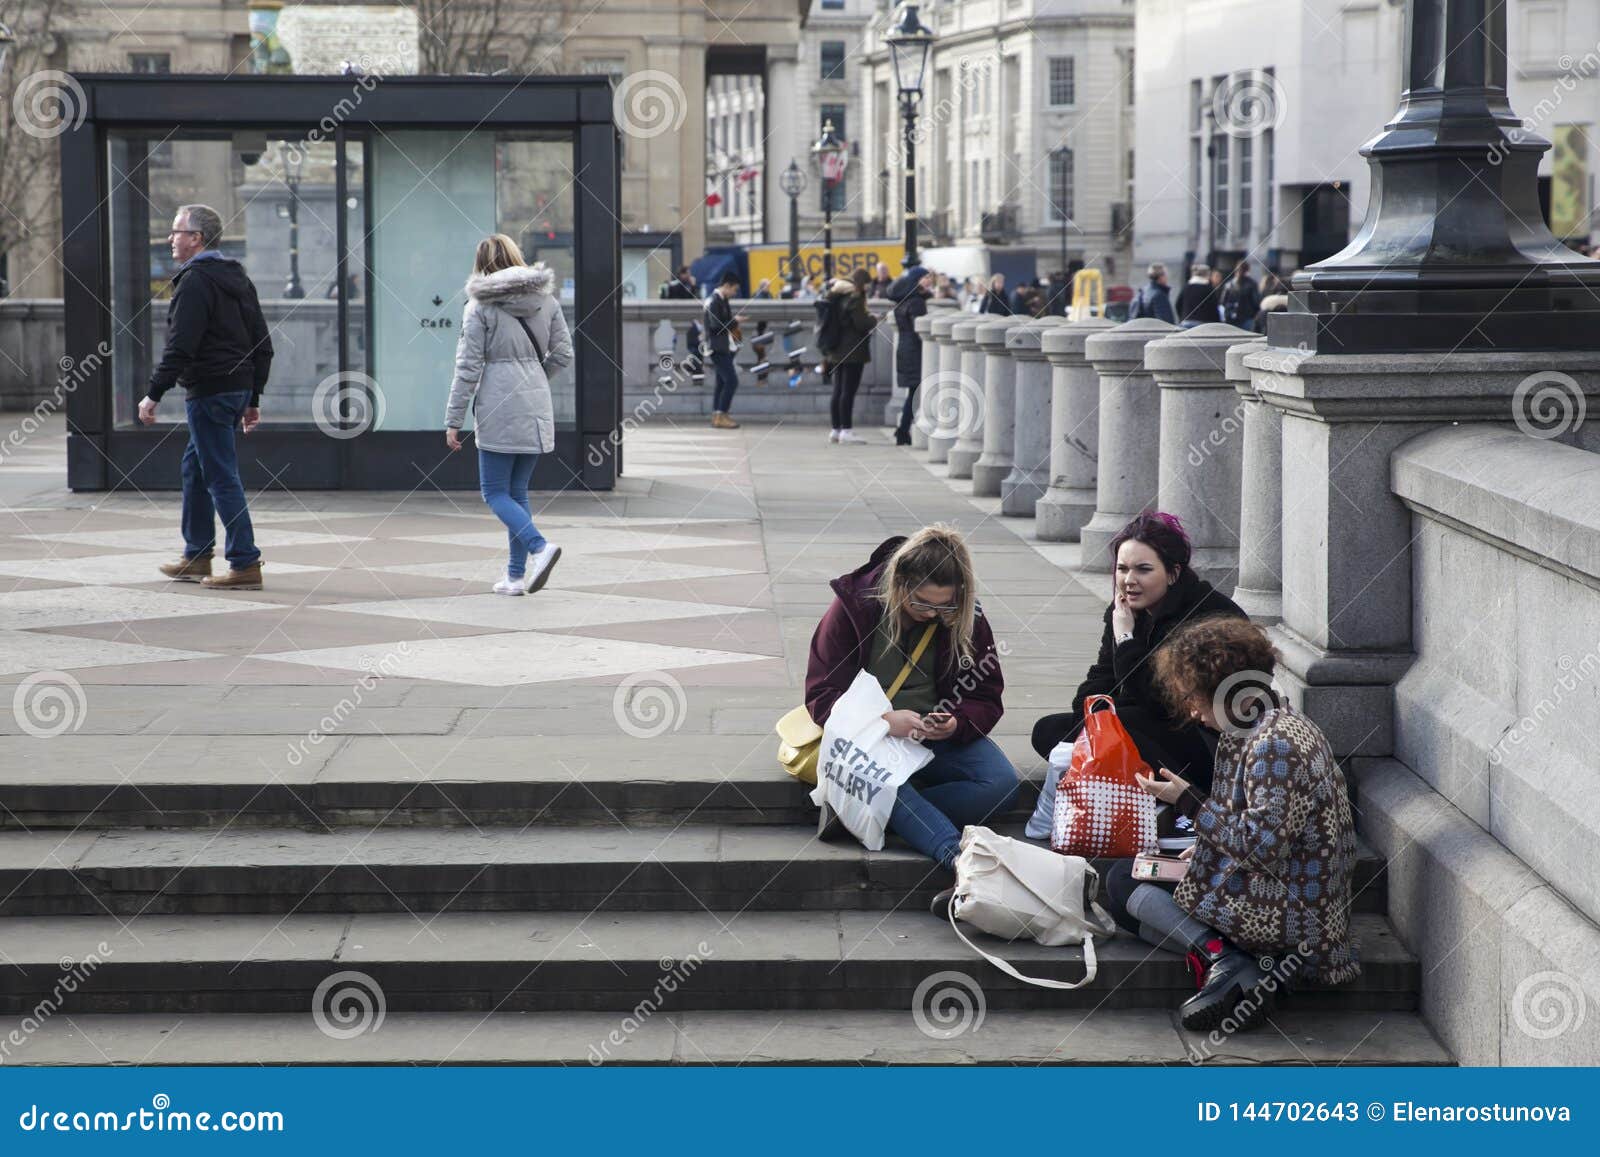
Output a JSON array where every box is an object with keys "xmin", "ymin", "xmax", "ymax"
[
  {"xmin": 158, "ymin": 553, "xmax": 213, "ymax": 582},
  {"xmin": 717, "ymin": 412, "xmax": 741, "ymax": 429},
  {"xmin": 201, "ymin": 561, "xmax": 264, "ymax": 591}
]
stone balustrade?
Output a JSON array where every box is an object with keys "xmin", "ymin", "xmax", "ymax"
[
  {"xmin": 999, "ymin": 317, "xmax": 1065, "ymax": 517},
  {"xmin": 925, "ymin": 312, "xmax": 965, "ymax": 464},
  {"xmin": 944, "ymin": 318, "xmax": 988, "ymax": 480},
  {"xmin": 970, "ymin": 316, "xmax": 1030, "ymax": 498}
]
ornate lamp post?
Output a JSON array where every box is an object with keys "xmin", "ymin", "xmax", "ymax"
[
  {"xmin": 278, "ymin": 142, "xmax": 305, "ymax": 299},
  {"xmin": 885, "ymin": 3, "xmax": 934, "ymax": 267},
  {"xmin": 1273, "ymin": 0, "xmax": 1600, "ymax": 352},
  {"xmin": 779, "ymin": 158, "xmax": 807, "ymax": 295},
  {"xmin": 810, "ymin": 118, "xmax": 848, "ymax": 281}
]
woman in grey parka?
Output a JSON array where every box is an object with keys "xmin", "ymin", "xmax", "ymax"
[{"xmin": 445, "ymin": 234, "xmax": 573, "ymax": 595}]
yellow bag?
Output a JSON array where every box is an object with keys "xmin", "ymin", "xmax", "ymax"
[{"xmin": 776, "ymin": 623, "xmax": 936, "ymax": 785}]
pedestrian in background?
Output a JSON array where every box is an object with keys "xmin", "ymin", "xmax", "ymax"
[
  {"xmin": 870, "ymin": 261, "xmax": 893, "ymax": 298},
  {"xmin": 703, "ymin": 271, "xmax": 747, "ymax": 429},
  {"xmin": 888, "ymin": 264, "xmax": 931, "ymax": 446},
  {"xmin": 444, "ymin": 232, "xmax": 570, "ymax": 596},
  {"xmin": 1222, "ymin": 261, "xmax": 1262, "ymax": 329},
  {"xmin": 1174, "ymin": 264, "xmax": 1216, "ymax": 329},
  {"xmin": 825, "ymin": 268, "xmax": 875, "ymax": 444},
  {"xmin": 979, "ymin": 272, "xmax": 1012, "ymax": 315},
  {"xmin": 142, "ymin": 203, "xmax": 272, "ymax": 591},
  {"xmin": 1128, "ymin": 262, "xmax": 1176, "ymax": 324}
]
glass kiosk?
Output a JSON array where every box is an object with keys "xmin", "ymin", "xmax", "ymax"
[{"xmin": 61, "ymin": 74, "xmax": 621, "ymax": 491}]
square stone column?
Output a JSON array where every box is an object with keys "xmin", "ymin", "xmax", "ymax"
[
  {"xmin": 945, "ymin": 317, "xmax": 988, "ymax": 479},
  {"xmin": 1035, "ymin": 318, "xmax": 1117, "ymax": 540},
  {"xmin": 925, "ymin": 311, "xmax": 966, "ymax": 463},
  {"xmin": 1246, "ymin": 346, "xmax": 1600, "ymax": 757},
  {"xmin": 971, "ymin": 316, "xmax": 1030, "ymax": 497},
  {"xmin": 1147, "ymin": 322, "xmax": 1260, "ymax": 591},
  {"xmin": 1077, "ymin": 319, "xmax": 1178, "ymax": 571},
  {"xmin": 1001, "ymin": 317, "xmax": 1067, "ymax": 517},
  {"xmin": 1229, "ymin": 338, "xmax": 1282, "ymax": 621}
]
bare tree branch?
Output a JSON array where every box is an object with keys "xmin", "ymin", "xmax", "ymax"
[
  {"xmin": 0, "ymin": 0, "xmax": 75, "ymax": 273},
  {"xmin": 408, "ymin": 0, "xmax": 572, "ymax": 75}
]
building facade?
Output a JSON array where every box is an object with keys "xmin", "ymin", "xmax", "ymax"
[
  {"xmin": 857, "ymin": 0, "xmax": 1137, "ymax": 281},
  {"xmin": 1133, "ymin": 0, "xmax": 1600, "ymax": 279}
]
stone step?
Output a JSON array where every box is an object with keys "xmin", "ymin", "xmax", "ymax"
[
  {"xmin": 0, "ymin": 1009, "xmax": 1453, "ymax": 1065},
  {"xmin": 0, "ymin": 824, "xmax": 1389, "ymax": 917},
  {"xmin": 0, "ymin": 911, "xmax": 1416, "ymax": 1016}
]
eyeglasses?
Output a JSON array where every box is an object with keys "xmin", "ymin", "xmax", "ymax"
[
  {"xmin": 909, "ymin": 599, "xmax": 960, "ymax": 615},
  {"xmin": 167, "ymin": 229, "xmax": 201, "ymax": 238}
]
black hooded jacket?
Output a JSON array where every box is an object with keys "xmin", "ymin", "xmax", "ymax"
[{"xmin": 148, "ymin": 256, "xmax": 273, "ymax": 405}]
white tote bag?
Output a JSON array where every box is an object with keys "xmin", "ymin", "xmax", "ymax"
[
  {"xmin": 808, "ymin": 669, "xmax": 934, "ymax": 850},
  {"xmin": 947, "ymin": 825, "xmax": 1117, "ymax": 990}
]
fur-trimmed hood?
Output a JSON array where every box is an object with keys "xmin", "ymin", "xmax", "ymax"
[{"xmin": 464, "ymin": 263, "xmax": 557, "ymax": 318}]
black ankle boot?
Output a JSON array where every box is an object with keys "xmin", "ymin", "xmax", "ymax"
[{"xmin": 1179, "ymin": 936, "xmax": 1276, "ymax": 1033}]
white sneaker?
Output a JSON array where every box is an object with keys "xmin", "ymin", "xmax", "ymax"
[
  {"xmin": 524, "ymin": 543, "xmax": 562, "ymax": 594},
  {"xmin": 492, "ymin": 574, "xmax": 526, "ymax": 596},
  {"xmin": 828, "ymin": 429, "xmax": 840, "ymax": 443},
  {"xmin": 837, "ymin": 430, "xmax": 866, "ymax": 444}
]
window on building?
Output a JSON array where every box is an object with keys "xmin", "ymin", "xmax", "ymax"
[
  {"xmin": 1190, "ymin": 78, "xmax": 1203, "ymax": 133},
  {"xmin": 820, "ymin": 105, "xmax": 847, "ymax": 213},
  {"xmin": 1263, "ymin": 127, "xmax": 1276, "ymax": 234},
  {"xmin": 1190, "ymin": 138, "xmax": 1202, "ymax": 240},
  {"xmin": 1126, "ymin": 148, "xmax": 1135, "ymax": 202},
  {"xmin": 1126, "ymin": 50, "xmax": 1136, "ymax": 106},
  {"xmin": 1049, "ymin": 148, "xmax": 1074, "ymax": 223},
  {"xmin": 129, "ymin": 53, "xmax": 171, "ymax": 74},
  {"xmin": 821, "ymin": 0, "xmax": 845, "ymax": 7},
  {"xmin": 821, "ymin": 41, "xmax": 846, "ymax": 82},
  {"xmin": 1239, "ymin": 136, "xmax": 1254, "ymax": 238},
  {"xmin": 1048, "ymin": 57, "xmax": 1075, "ymax": 107},
  {"xmin": 983, "ymin": 159, "xmax": 991, "ymax": 211},
  {"xmin": 1214, "ymin": 133, "xmax": 1231, "ymax": 237}
]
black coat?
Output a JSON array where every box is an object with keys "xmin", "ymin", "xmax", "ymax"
[
  {"xmin": 889, "ymin": 277, "xmax": 929, "ymax": 387},
  {"xmin": 1175, "ymin": 280, "xmax": 1219, "ymax": 325},
  {"xmin": 148, "ymin": 256, "xmax": 273, "ymax": 405},
  {"xmin": 1072, "ymin": 568, "xmax": 1247, "ymax": 722},
  {"xmin": 978, "ymin": 289, "xmax": 1012, "ymax": 315},
  {"xmin": 830, "ymin": 290, "xmax": 875, "ymax": 366},
  {"xmin": 704, "ymin": 292, "xmax": 737, "ymax": 355},
  {"xmin": 1222, "ymin": 275, "xmax": 1261, "ymax": 326}
]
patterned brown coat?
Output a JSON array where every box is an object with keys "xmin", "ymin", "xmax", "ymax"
[{"xmin": 1174, "ymin": 706, "xmax": 1362, "ymax": 984}]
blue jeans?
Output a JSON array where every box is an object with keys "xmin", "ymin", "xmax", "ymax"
[
  {"xmin": 181, "ymin": 390, "xmax": 258, "ymax": 569},
  {"xmin": 889, "ymin": 736, "xmax": 1019, "ymax": 870},
  {"xmin": 478, "ymin": 449, "xmax": 547, "ymax": 580},
  {"xmin": 711, "ymin": 351, "xmax": 738, "ymax": 413}
]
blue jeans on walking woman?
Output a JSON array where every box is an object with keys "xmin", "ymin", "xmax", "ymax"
[
  {"xmin": 478, "ymin": 449, "xmax": 547, "ymax": 580},
  {"xmin": 889, "ymin": 736, "xmax": 1019, "ymax": 870}
]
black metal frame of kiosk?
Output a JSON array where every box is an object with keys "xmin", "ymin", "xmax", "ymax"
[{"xmin": 59, "ymin": 74, "xmax": 621, "ymax": 492}]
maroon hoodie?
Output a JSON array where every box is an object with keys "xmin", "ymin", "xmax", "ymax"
[{"xmin": 803, "ymin": 537, "xmax": 1005, "ymax": 745}]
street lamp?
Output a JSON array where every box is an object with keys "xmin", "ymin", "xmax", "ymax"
[
  {"xmin": 778, "ymin": 158, "xmax": 808, "ymax": 296},
  {"xmin": 810, "ymin": 118, "xmax": 847, "ymax": 280},
  {"xmin": 278, "ymin": 142, "xmax": 305, "ymax": 299},
  {"xmin": 885, "ymin": 2, "xmax": 934, "ymax": 267}
]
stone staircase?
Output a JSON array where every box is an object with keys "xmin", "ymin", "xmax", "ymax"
[{"xmin": 0, "ymin": 764, "xmax": 1449, "ymax": 1064}]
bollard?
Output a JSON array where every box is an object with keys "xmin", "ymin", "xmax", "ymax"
[
  {"xmin": 945, "ymin": 317, "xmax": 987, "ymax": 479},
  {"xmin": 1078, "ymin": 318, "xmax": 1179, "ymax": 571},
  {"xmin": 1035, "ymin": 317, "xmax": 1117, "ymax": 539},
  {"xmin": 1147, "ymin": 323, "xmax": 1259, "ymax": 591},
  {"xmin": 971, "ymin": 316, "xmax": 1031, "ymax": 497},
  {"xmin": 912, "ymin": 301, "xmax": 955, "ymax": 450},
  {"xmin": 1000, "ymin": 317, "xmax": 1067, "ymax": 516},
  {"xmin": 926, "ymin": 311, "xmax": 966, "ymax": 464},
  {"xmin": 1229, "ymin": 338, "xmax": 1282, "ymax": 620}
]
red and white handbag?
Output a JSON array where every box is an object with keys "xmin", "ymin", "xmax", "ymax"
[{"xmin": 1051, "ymin": 695, "xmax": 1160, "ymax": 858}]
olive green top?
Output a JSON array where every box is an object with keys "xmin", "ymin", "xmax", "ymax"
[{"xmin": 868, "ymin": 618, "xmax": 939, "ymax": 714}]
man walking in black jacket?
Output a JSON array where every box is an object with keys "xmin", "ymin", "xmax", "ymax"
[
  {"xmin": 704, "ymin": 272, "xmax": 747, "ymax": 429},
  {"xmin": 138, "ymin": 204, "xmax": 273, "ymax": 590}
]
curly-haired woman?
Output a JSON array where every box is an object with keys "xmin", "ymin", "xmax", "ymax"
[{"xmin": 1107, "ymin": 616, "xmax": 1361, "ymax": 1030}]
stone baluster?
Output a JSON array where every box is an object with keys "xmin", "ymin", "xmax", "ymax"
[
  {"xmin": 971, "ymin": 316, "xmax": 1030, "ymax": 497},
  {"xmin": 945, "ymin": 317, "xmax": 987, "ymax": 479},
  {"xmin": 1077, "ymin": 319, "xmax": 1179, "ymax": 571},
  {"xmin": 1147, "ymin": 323, "xmax": 1260, "ymax": 590},
  {"xmin": 1035, "ymin": 317, "xmax": 1117, "ymax": 540},
  {"xmin": 925, "ymin": 311, "xmax": 965, "ymax": 464},
  {"xmin": 913, "ymin": 301, "xmax": 955, "ymax": 450},
  {"xmin": 1000, "ymin": 317, "xmax": 1066, "ymax": 516},
  {"xmin": 1229, "ymin": 338, "xmax": 1282, "ymax": 621}
]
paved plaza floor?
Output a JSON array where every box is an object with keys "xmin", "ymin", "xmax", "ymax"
[{"xmin": 0, "ymin": 414, "xmax": 1446, "ymax": 1065}]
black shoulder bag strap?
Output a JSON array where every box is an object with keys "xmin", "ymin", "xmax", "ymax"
[{"xmin": 514, "ymin": 313, "xmax": 545, "ymax": 364}]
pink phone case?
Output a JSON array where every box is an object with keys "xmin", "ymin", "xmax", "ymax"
[{"xmin": 1132, "ymin": 853, "xmax": 1190, "ymax": 883}]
